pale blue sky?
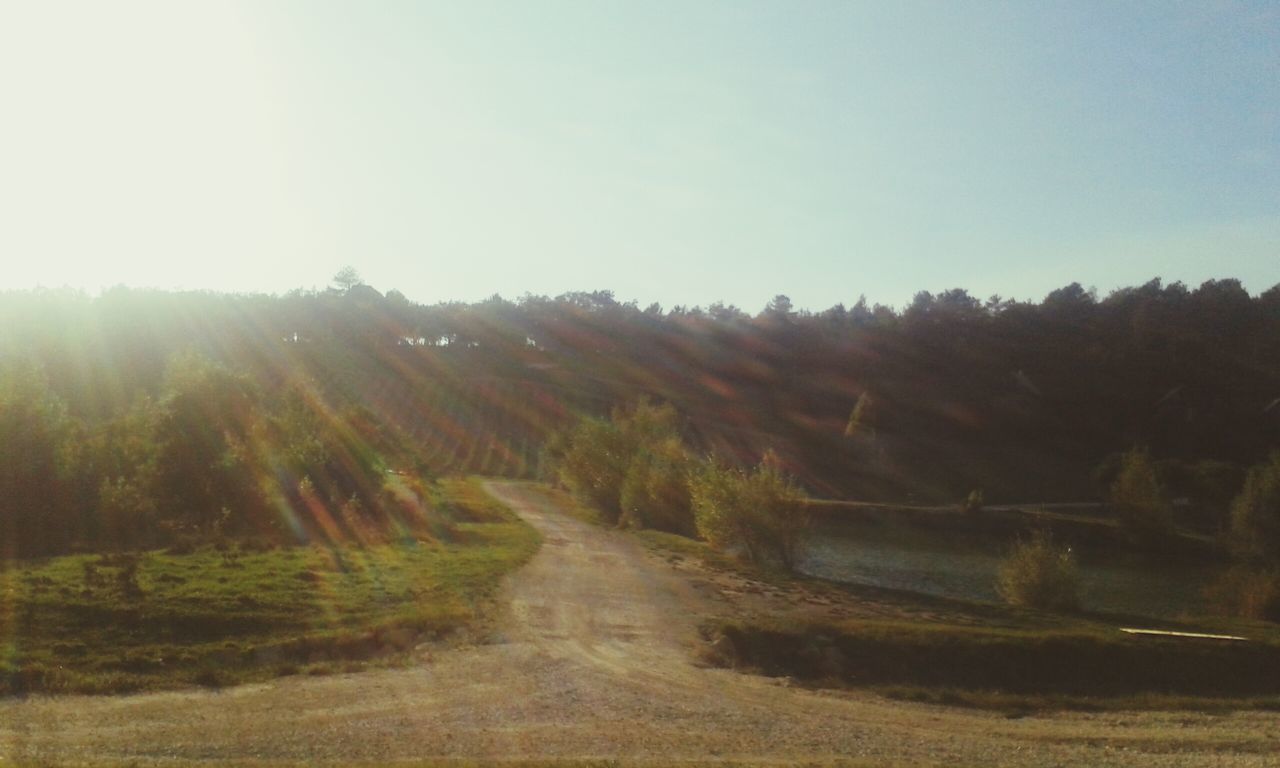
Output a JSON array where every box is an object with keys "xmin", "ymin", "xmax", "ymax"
[{"xmin": 0, "ymin": 1, "xmax": 1276, "ymax": 310}]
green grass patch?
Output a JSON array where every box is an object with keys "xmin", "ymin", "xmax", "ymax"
[
  {"xmin": 704, "ymin": 617, "xmax": 1280, "ymax": 710},
  {"xmin": 0, "ymin": 477, "xmax": 539, "ymax": 696}
]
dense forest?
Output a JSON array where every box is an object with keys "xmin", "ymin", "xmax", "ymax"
[{"xmin": 1, "ymin": 275, "xmax": 1278, "ymax": 557}]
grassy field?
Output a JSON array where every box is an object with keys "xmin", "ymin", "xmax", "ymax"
[{"xmin": 0, "ymin": 477, "xmax": 539, "ymax": 696}]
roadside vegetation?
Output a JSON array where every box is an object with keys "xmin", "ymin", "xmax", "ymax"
[
  {"xmin": 689, "ymin": 453, "xmax": 808, "ymax": 570},
  {"xmin": 541, "ymin": 399, "xmax": 809, "ymax": 570},
  {"xmin": 0, "ymin": 478, "xmax": 538, "ymax": 696}
]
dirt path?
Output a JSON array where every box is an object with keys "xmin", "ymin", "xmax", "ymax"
[{"xmin": 1, "ymin": 481, "xmax": 1276, "ymax": 766}]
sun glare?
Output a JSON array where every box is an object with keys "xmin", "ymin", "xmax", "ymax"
[{"xmin": 0, "ymin": 1, "xmax": 310, "ymax": 292}]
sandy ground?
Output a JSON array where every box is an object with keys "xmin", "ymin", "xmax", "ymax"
[{"xmin": 2, "ymin": 481, "xmax": 1277, "ymax": 766}]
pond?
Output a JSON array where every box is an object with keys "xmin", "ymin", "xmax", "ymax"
[{"xmin": 800, "ymin": 522, "xmax": 1220, "ymax": 619}]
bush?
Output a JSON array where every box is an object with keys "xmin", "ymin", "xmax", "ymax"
[
  {"xmin": 996, "ymin": 530, "xmax": 1080, "ymax": 611},
  {"xmin": 550, "ymin": 398, "xmax": 689, "ymax": 527},
  {"xmin": 690, "ymin": 453, "xmax": 808, "ymax": 570},
  {"xmin": 555, "ymin": 416, "xmax": 631, "ymax": 521},
  {"xmin": 618, "ymin": 436, "xmax": 695, "ymax": 535},
  {"xmin": 1204, "ymin": 566, "xmax": 1280, "ymax": 622},
  {"xmin": 1228, "ymin": 452, "xmax": 1280, "ymax": 562},
  {"xmin": 1110, "ymin": 447, "xmax": 1174, "ymax": 546}
]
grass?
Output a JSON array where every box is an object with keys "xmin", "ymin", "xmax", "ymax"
[
  {"xmin": 804, "ymin": 498, "xmax": 1219, "ymax": 564},
  {"xmin": 0, "ymin": 477, "xmax": 539, "ymax": 696},
  {"xmin": 703, "ymin": 616, "xmax": 1280, "ymax": 711}
]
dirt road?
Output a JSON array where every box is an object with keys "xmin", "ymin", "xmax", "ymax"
[{"xmin": 1, "ymin": 481, "xmax": 1276, "ymax": 765}]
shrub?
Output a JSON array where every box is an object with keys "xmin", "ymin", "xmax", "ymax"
[
  {"xmin": 552, "ymin": 398, "xmax": 687, "ymax": 526},
  {"xmin": 1204, "ymin": 566, "xmax": 1280, "ymax": 622},
  {"xmin": 618, "ymin": 436, "xmax": 695, "ymax": 535},
  {"xmin": 556, "ymin": 416, "xmax": 630, "ymax": 521},
  {"xmin": 1110, "ymin": 447, "xmax": 1174, "ymax": 546},
  {"xmin": 996, "ymin": 530, "xmax": 1080, "ymax": 611},
  {"xmin": 690, "ymin": 454, "xmax": 808, "ymax": 570},
  {"xmin": 1228, "ymin": 452, "xmax": 1280, "ymax": 562}
]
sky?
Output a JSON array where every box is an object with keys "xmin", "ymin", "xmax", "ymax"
[{"xmin": 0, "ymin": 0, "xmax": 1277, "ymax": 311}]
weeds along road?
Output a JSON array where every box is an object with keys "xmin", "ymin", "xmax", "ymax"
[{"xmin": 2, "ymin": 480, "xmax": 1276, "ymax": 766}]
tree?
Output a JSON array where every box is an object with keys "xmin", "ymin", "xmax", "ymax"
[
  {"xmin": 690, "ymin": 455, "xmax": 808, "ymax": 569},
  {"xmin": 1228, "ymin": 452, "xmax": 1280, "ymax": 562},
  {"xmin": 761, "ymin": 294, "xmax": 794, "ymax": 321},
  {"xmin": 150, "ymin": 351, "xmax": 265, "ymax": 534},
  {"xmin": 0, "ymin": 364, "xmax": 78, "ymax": 556},
  {"xmin": 1110, "ymin": 447, "xmax": 1174, "ymax": 545},
  {"xmin": 332, "ymin": 266, "xmax": 363, "ymax": 292}
]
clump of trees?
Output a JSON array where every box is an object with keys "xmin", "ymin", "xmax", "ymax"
[
  {"xmin": 543, "ymin": 398, "xmax": 695, "ymax": 534},
  {"xmin": 0, "ymin": 350, "xmax": 410, "ymax": 558},
  {"xmin": 689, "ymin": 452, "xmax": 808, "ymax": 570},
  {"xmin": 996, "ymin": 530, "xmax": 1080, "ymax": 611},
  {"xmin": 544, "ymin": 400, "xmax": 809, "ymax": 569}
]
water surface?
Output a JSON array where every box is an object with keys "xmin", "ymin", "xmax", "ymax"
[{"xmin": 801, "ymin": 522, "xmax": 1217, "ymax": 618}]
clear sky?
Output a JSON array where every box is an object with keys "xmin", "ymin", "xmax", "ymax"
[{"xmin": 1, "ymin": 0, "xmax": 1277, "ymax": 311}]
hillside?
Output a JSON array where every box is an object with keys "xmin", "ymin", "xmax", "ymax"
[{"xmin": 2, "ymin": 279, "xmax": 1278, "ymax": 531}]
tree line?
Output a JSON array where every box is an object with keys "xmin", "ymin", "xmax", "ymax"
[{"xmin": 1, "ymin": 274, "xmax": 1278, "ymax": 557}]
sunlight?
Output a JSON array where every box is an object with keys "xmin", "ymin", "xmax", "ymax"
[{"xmin": 0, "ymin": 1, "xmax": 309, "ymax": 292}]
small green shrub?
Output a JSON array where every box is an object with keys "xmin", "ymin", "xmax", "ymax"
[
  {"xmin": 618, "ymin": 436, "xmax": 695, "ymax": 535},
  {"xmin": 549, "ymin": 398, "xmax": 693, "ymax": 529},
  {"xmin": 690, "ymin": 452, "xmax": 808, "ymax": 570},
  {"xmin": 1204, "ymin": 566, "xmax": 1280, "ymax": 622},
  {"xmin": 1229, "ymin": 452, "xmax": 1280, "ymax": 562},
  {"xmin": 996, "ymin": 530, "xmax": 1080, "ymax": 611},
  {"xmin": 1110, "ymin": 446, "xmax": 1174, "ymax": 546}
]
